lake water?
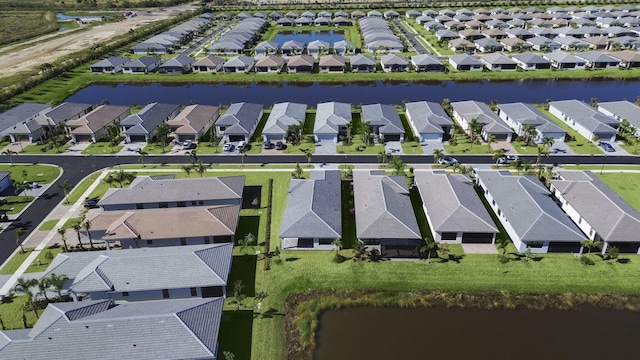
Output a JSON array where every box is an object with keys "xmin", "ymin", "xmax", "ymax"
[
  {"xmin": 315, "ymin": 306, "xmax": 640, "ymax": 360},
  {"xmin": 272, "ymin": 30, "xmax": 345, "ymax": 46},
  {"xmin": 67, "ymin": 79, "xmax": 640, "ymax": 107},
  {"xmin": 56, "ymin": 13, "xmax": 102, "ymax": 20}
]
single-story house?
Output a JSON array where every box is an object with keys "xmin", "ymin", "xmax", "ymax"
[
  {"xmin": 166, "ymin": 104, "xmax": 220, "ymax": 142},
  {"xmin": 480, "ymin": 52, "xmax": 518, "ymax": 71},
  {"xmin": 511, "ymin": 51, "xmax": 552, "ymax": 70},
  {"xmin": 549, "ymin": 100, "xmax": 618, "ymax": 142},
  {"xmin": 307, "ymin": 40, "xmax": 331, "ymax": 57},
  {"xmin": 497, "ymin": 102, "xmax": 566, "ymax": 143},
  {"xmin": 556, "ymin": 36, "xmax": 590, "ymax": 51},
  {"xmin": 314, "ymin": 101, "xmax": 352, "ymax": 143},
  {"xmin": 475, "ymin": 170, "xmax": 586, "ymax": 253},
  {"xmin": 405, "ymin": 101, "xmax": 453, "ymax": 142},
  {"xmin": 500, "ymin": 37, "xmax": 532, "ymax": 52},
  {"xmin": 0, "ymin": 298, "xmax": 225, "ymax": 360},
  {"xmin": 411, "ymin": 54, "xmax": 444, "ymax": 72},
  {"xmin": 254, "ymin": 41, "xmax": 280, "ymax": 56},
  {"xmin": 332, "ymin": 16, "xmax": 352, "ymax": 26},
  {"xmin": 449, "ymin": 54, "xmax": 483, "ymax": 71},
  {"xmin": 90, "ymin": 56, "xmax": 128, "ymax": 74},
  {"xmin": 41, "ymin": 244, "xmax": 232, "ymax": 300},
  {"xmin": 130, "ymin": 42, "xmax": 171, "ymax": 55},
  {"xmin": 380, "ymin": 54, "xmax": 409, "ymax": 72},
  {"xmin": 475, "ymin": 37, "xmax": 505, "ymax": 53},
  {"xmin": 254, "ymin": 55, "xmax": 285, "ymax": 73},
  {"xmin": 287, "ymin": 55, "xmax": 315, "ymax": 73},
  {"xmin": 262, "ymin": 102, "xmax": 307, "ymax": 142},
  {"xmin": 436, "ymin": 29, "xmax": 460, "ymax": 41},
  {"xmin": 551, "ymin": 171, "xmax": 640, "ymax": 254},
  {"xmin": 333, "ymin": 40, "xmax": 355, "ymax": 55},
  {"xmin": 415, "ymin": 170, "xmax": 499, "ymax": 244},
  {"xmin": 361, "ymin": 103, "xmax": 404, "ymax": 142},
  {"xmin": 121, "ymin": 102, "xmax": 180, "ymax": 143},
  {"xmin": 65, "ymin": 105, "xmax": 130, "ymax": 143},
  {"xmin": 451, "ymin": 100, "xmax": 513, "ymax": 141},
  {"xmin": 353, "ymin": 170, "xmax": 421, "ymax": 258},
  {"xmin": 192, "ymin": 55, "xmax": 224, "ymax": 73},
  {"xmin": 121, "ymin": 56, "xmax": 162, "ymax": 74},
  {"xmin": 448, "ymin": 38, "xmax": 475, "ymax": 53},
  {"xmin": 609, "ymin": 50, "xmax": 640, "ymax": 69},
  {"xmin": 598, "ymin": 101, "xmax": 640, "ymax": 138},
  {"xmin": 214, "ymin": 102, "xmax": 263, "ymax": 143},
  {"xmin": 0, "ymin": 103, "xmax": 51, "ymax": 141},
  {"xmin": 526, "ymin": 37, "xmax": 561, "ymax": 51},
  {"xmin": 349, "ymin": 54, "xmax": 376, "ymax": 72},
  {"xmin": 209, "ymin": 40, "xmax": 245, "ymax": 55},
  {"xmin": 281, "ymin": 40, "xmax": 305, "ymax": 56},
  {"xmin": 576, "ymin": 51, "xmax": 621, "ymax": 69},
  {"xmin": 482, "ymin": 28, "xmax": 507, "ymax": 39},
  {"xmin": 276, "ymin": 17, "xmax": 294, "ymax": 26},
  {"xmin": 98, "ymin": 175, "xmax": 244, "ymax": 211},
  {"xmin": 543, "ymin": 50, "xmax": 587, "ymax": 70},
  {"xmin": 222, "ymin": 56, "xmax": 254, "ymax": 73},
  {"xmin": 318, "ymin": 54, "xmax": 346, "ymax": 73},
  {"xmin": 158, "ymin": 55, "xmax": 195, "ymax": 74},
  {"xmin": 280, "ymin": 170, "xmax": 342, "ymax": 250},
  {"xmin": 314, "ymin": 17, "xmax": 330, "ymax": 26}
]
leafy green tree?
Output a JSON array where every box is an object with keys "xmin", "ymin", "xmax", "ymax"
[
  {"xmin": 468, "ymin": 118, "xmax": 483, "ymax": 146},
  {"xmin": 331, "ymin": 238, "xmax": 342, "ymax": 254},
  {"xmin": 521, "ymin": 123, "xmax": 537, "ymax": 146},
  {"xmin": 233, "ymin": 280, "xmax": 245, "ymax": 310},
  {"xmin": 391, "ymin": 156, "xmax": 404, "ymax": 175},
  {"xmin": 581, "ymin": 239, "xmax": 602, "ymax": 258},
  {"xmin": 58, "ymin": 180, "xmax": 73, "ymax": 204},
  {"xmin": 83, "ymin": 219, "xmax": 94, "ymax": 249},
  {"xmin": 210, "ymin": 133, "xmax": 223, "ymax": 153}
]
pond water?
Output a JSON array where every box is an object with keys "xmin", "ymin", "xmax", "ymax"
[
  {"xmin": 56, "ymin": 13, "xmax": 102, "ymax": 20},
  {"xmin": 271, "ymin": 30, "xmax": 345, "ymax": 46},
  {"xmin": 67, "ymin": 79, "xmax": 640, "ymax": 107},
  {"xmin": 315, "ymin": 306, "xmax": 640, "ymax": 360}
]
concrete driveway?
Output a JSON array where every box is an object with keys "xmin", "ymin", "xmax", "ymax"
[
  {"xmin": 385, "ymin": 141, "xmax": 404, "ymax": 155},
  {"xmin": 118, "ymin": 142, "xmax": 146, "ymax": 155},
  {"xmin": 421, "ymin": 140, "xmax": 445, "ymax": 155},
  {"xmin": 314, "ymin": 140, "xmax": 336, "ymax": 155}
]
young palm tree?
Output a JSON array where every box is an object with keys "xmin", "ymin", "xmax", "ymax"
[
  {"xmin": 47, "ymin": 273, "xmax": 69, "ymax": 298},
  {"xmin": 195, "ymin": 160, "xmax": 209, "ymax": 177},
  {"xmin": 58, "ymin": 180, "xmax": 73, "ymax": 204},
  {"xmin": 420, "ymin": 241, "xmax": 435, "ymax": 263},
  {"xmin": 71, "ymin": 222, "xmax": 83, "ymax": 250},
  {"xmin": 542, "ymin": 136, "xmax": 555, "ymax": 151},
  {"xmin": 14, "ymin": 277, "xmax": 39, "ymax": 319},
  {"xmin": 136, "ymin": 149, "xmax": 148, "ymax": 167},
  {"xmin": 57, "ymin": 227, "xmax": 69, "ymax": 252},
  {"xmin": 83, "ymin": 220, "xmax": 94, "ymax": 249},
  {"xmin": 331, "ymin": 238, "xmax": 343, "ymax": 254},
  {"xmin": 182, "ymin": 164, "xmax": 194, "ymax": 178},
  {"xmin": 15, "ymin": 227, "xmax": 26, "ymax": 253},
  {"xmin": 581, "ymin": 239, "xmax": 602, "ymax": 257},
  {"xmin": 468, "ymin": 118, "xmax": 482, "ymax": 145},
  {"xmin": 2, "ymin": 150, "xmax": 17, "ymax": 165},
  {"xmin": 492, "ymin": 148, "xmax": 506, "ymax": 166},
  {"xmin": 496, "ymin": 238, "xmax": 511, "ymax": 257},
  {"xmin": 521, "ymin": 123, "xmax": 537, "ymax": 146},
  {"xmin": 37, "ymin": 277, "xmax": 51, "ymax": 301},
  {"xmin": 155, "ymin": 122, "xmax": 172, "ymax": 153},
  {"xmin": 432, "ymin": 148, "xmax": 444, "ymax": 164},
  {"xmin": 536, "ymin": 146, "xmax": 550, "ymax": 165},
  {"xmin": 487, "ymin": 135, "xmax": 496, "ymax": 152}
]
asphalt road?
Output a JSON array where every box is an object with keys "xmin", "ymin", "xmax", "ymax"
[{"xmin": 0, "ymin": 152, "xmax": 638, "ymax": 265}]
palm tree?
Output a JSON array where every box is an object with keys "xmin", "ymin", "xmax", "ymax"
[
  {"xmin": 13, "ymin": 180, "xmax": 30, "ymax": 199},
  {"xmin": 37, "ymin": 277, "xmax": 51, "ymax": 301},
  {"xmin": 136, "ymin": 149, "xmax": 148, "ymax": 167},
  {"xmin": 420, "ymin": 241, "xmax": 435, "ymax": 263},
  {"xmin": 15, "ymin": 227, "xmax": 26, "ymax": 253},
  {"xmin": 186, "ymin": 150, "xmax": 197, "ymax": 165},
  {"xmin": 487, "ymin": 135, "xmax": 496, "ymax": 152},
  {"xmin": 468, "ymin": 118, "xmax": 483, "ymax": 147},
  {"xmin": 521, "ymin": 123, "xmax": 537, "ymax": 146},
  {"xmin": 590, "ymin": 97, "xmax": 599, "ymax": 108},
  {"xmin": 536, "ymin": 146, "xmax": 549, "ymax": 165},
  {"xmin": 2, "ymin": 150, "xmax": 17, "ymax": 165},
  {"xmin": 58, "ymin": 180, "xmax": 73, "ymax": 204},
  {"xmin": 210, "ymin": 133, "xmax": 223, "ymax": 153},
  {"xmin": 432, "ymin": 148, "xmax": 444, "ymax": 164},
  {"xmin": 492, "ymin": 148, "xmax": 506, "ymax": 165},
  {"xmin": 331, "ymin": 238, "xmax": 342, "ymax": 254},
  {"xmin": 47, "ymin": 273, "xmax": 69, "ymax": 298},
  {"xmin": 194, "ymin": 160, "xmax": 209, "ymax": 177},
  {"xmin": 83, "ymin": 220, "xmax": 94, "ymax": 249},
  {"xmin": 305, "ymin": 151, "xmax": 312, "ymax": 166},
  {"xmin": 522, "ymin": 160, "xmax": 534, "ymax": 175},
  {"xmin": 57, "ymin": 227, "xmax": 69, "ymax": 252},
  {"xmin": 239, "ymin": 147, "xmax": 248, "ymax": 168},
  {"xmin": 496, "ymin": 238, "xmax": 510, "ymax": 257},
  {"xmin": 71, "ymin": 222, "xmax": 83, "ymax": 250},
  {"xmin": 542, "ymin": 136, "xmax": 554, "ymax": 151},
  {"xmin": 581, "ymin": 239, "xmax": 602, "ymax": 257},
  {"xmin": 155, "ymin": 122, "xmax": 172, "ymax": 153},
  {"xmin": 182, "ymin": 164, "xmax": 194, "ymax": 178},
  {"xmin": 14, "ymin": 277, "xmax": 39, "ymax": 319}
]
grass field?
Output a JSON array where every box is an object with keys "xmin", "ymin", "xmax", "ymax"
[
  {"xmin": 0, "ymin": 11, "xmax": 57, "ymax": 46},
  {"xmin": 0, "ymin": 247, "xmax": 35, "ymax": 274},
  {"xmin": 82, "ymin": 141, "xmax": 123, "ymax": 155},
  {"xmin": 0, "ymin": 164, "xmax": 60, "ymax": 184},
  {"xmin": 38, "ymin": 219, "xmax": 60, "ymax": 231},
  {"xmin": 596, "ymin": 172, "xmax": 640, "ymax": 211}
]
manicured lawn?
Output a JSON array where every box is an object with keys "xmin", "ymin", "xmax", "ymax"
[
  {"xmin": 25, "ymin": 246, "xmax": 63, "ymax": 273},
  {"xmin": 0, "ymin": 295, "xmax": 39, "ymax": 329},
  {"xmin": 38, "ymin": 219, "xmax": 60, "ymax": 231},
  {"xmin": 82, "ymin": 141, "xmax": 123, "ymax": 155},
  {"xmin": 338, "ymin": 138, "xmax": 383, "ymax": 154},
  {"xmin": 282, "ymin": 137, "xmax": 315, "ymax": 155},
  {"xmin": 1, "ymin": 196, "xmax": 35, "ymax": 214},
  {"xmin": 142, "ymin": 143, "xmax": 173, "ymax": 154},
  {"xmin": 64, "ymin": 174, "xmax": 99, "ymax": 205},
  {"xmin": 62, "ymin": 217, "xmax": 82, "ymax": 230},
  {"xmin": 620, "ymin": 141, "xmax": 640, "ymax": 155},
  {"xmin": 88, "ymin": 182, "xmax": 113, "ymax": 200},
  {"xmin": 511, "ymin": 141, "xmax": 545, "ymax": 155},
  {"xmin": 402, "ymin": 141, "xmax": 423, "ymax": 154},
  {"xmin": 0, "ymin": 164, "xmax": 60, "ymax": 184},
  {"xmin": 0, "ymin": 247, "xmax": 34, "ymax": 274},
  {"xmin": 564, "ymin": 165, "xmax": 640, "ymax": 171},
  {"xmin": 21, "ymin": 143, "xmax": 71, "ymax": 154},
  {"xmin": 536, "ymin": 106, "xmax": 603, "ymax": 155},
  {"xmin": 596, "ymin": 172, "xmax": 640, "ymax": 211},
  {"xmin": 444, "ymin": 134, "xmax": 491, "ymax": 155}
]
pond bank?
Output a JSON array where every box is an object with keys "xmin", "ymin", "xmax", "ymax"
[{"xmin": 285, "ymin": 289, "xmax": 640, "ymax": 360}]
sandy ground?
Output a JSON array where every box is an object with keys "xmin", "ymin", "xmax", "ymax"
[{"xmin": 0, "ymin": 5, "xmax": 196, "ymax": 79}]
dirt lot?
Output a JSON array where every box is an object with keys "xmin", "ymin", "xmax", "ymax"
[{"xmin": 0, "ymin": 5, "xmax": 195, "ymax": 79}]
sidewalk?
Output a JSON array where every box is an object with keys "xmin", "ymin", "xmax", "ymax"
[{"xmin": 0, "ymin": 171, "xmax": 108, "ymax": 297}]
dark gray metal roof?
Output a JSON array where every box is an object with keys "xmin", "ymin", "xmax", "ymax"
[
  {"xmin": 280, "ymin": 170, "xmax": 342, "ymax": 238},
  {"xmin": 122, "ymin": 102, "xmax": 179, "ymax": 135},
  {"xmin": 361, "ymin": 104, "xmax": 404, "ymax": 135}
]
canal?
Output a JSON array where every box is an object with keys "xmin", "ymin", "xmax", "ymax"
[{"xmin": 67, "ymin": 79, "xmax": 640, "ymax": 107}]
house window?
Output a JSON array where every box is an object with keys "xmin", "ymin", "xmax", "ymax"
[
  {"xmin": 204, "ymin": 236, "xmax": 211, "ymax": 244},
  {"xmin": 198, "ymin": 200, "xmax": 204, "ymax": 205},
  {"xmin": 122, "ymin": 292, "xmax": 129, "ymax": 297},
  {"xmin": 497, "ymin": 209, "xmax": 502, "ymax": 216},
  {"xmin": 319, "ymin": 238, "xmax": 333, "ymax": 245},
  {"xmin": 492, "ymin": 199, "xmax": 495, "ymax": 206},
  {"xmin": 527, "ymin": 242, "xmax": 543, "ymax": 248},
  {"xmin": 177, "ymin": 201, "xmax": 186, "ymax": 207},
  {"xmin": 441, "ymin": 232, "xmax": 457, "ymax": 241},
  {"xmin": 219, "ymin": 126, "xmax": 226, "ymax": 131},
  {"xmin": 146, "ymin": 240, "xmax": 153, "ymax": 245},
  {"xmin": 190, "ymin": 287, "xmax": 198, "ymax": 296},
  {"xmin": 162, "ymin": 289, "xmax": 170, "ymax": 299},
  {"xmin": 180, "ymin": 238, "xmax": 187, "ymax": 246},
  {"xmin": 136, "ymin": 203, "xmax": 144, "ymax": 209},
  {"xmin": 159, "ymin": 202, "xmax": 168, "ymax": 208},
  {"xmin": 191, "ymin": 200, "xmax": 197, "ymax": 205}
]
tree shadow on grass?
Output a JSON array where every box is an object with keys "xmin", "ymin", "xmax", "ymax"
[
  {"xmin": 284, "ymin": 257, "xmax": 299, "ymax": 262},
  {"xmin": 438, "ymin": 254, "xmax": 465, "ymax": 263},
  {"xmin": 254, "ymin": 307, "xmax": 284, "ymax": 319},
  {"xmin": 235, "ymin": 216, "xmax": 260, "ymax": 246},
  {"xmin": 227, "ymin": 255, "xmax": 256, "ymax": 297},
  {"xmin": 219, "ymin": 310, "xmax": 253, "ymax": 360}
]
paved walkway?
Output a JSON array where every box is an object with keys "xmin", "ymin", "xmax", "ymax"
[
  {"xmin": 0, "ymin": 170, "xmax": 108, "ymax": 297},
  {"xmin": 461, "ymin": 244, "xmax": 498, "ymax": 254}
]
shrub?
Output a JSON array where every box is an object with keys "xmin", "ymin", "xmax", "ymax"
[
  {"xmin": 580, "ymin": 255, "xmax": 595, "ymax": 266},
  {"xmin": 497, "ymin": 254, "xmax": 510, "ymax": 264}
]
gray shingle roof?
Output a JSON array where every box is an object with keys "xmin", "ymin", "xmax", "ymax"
[
  {"xmin": 476, "ymin": 170, "xmax": 585, "ymax": 242},
  {"xmin": 552, "ymin": 171, "xmax": 640, "ymax": 243},
  {"xmin": 98, "ymin": 176, "xmax": 244, "ymax": 207},
  {"xmin": 121, "ymin": 102, "xmax": 179, "ymax": 135},
  {"xmin": 0, "ymin": 298, "xmax": 224, "ymax": 359},
  {"xmin": 44, "ymin": 244, "xmax": 232, "ymax": 294},
  {"xmin": 353, "ymin": 170, "xmax": 420, "ymax": 240},
  {"xmin": 0, "ymin": 103, "xmax": 50, "ymax": 132},
  {"xmin": 405, "ymin": 101, "xmax": 452, "ymax": 134},
  {"xmin": 314, "ymin": 102, "xmax": 351, "ymax": 135},
  {"xmin": 37, "ymin": 102, "xmax": 93, "ymax": 125},
  {"xmin": 550, "ymin": 100, "xmax": 618, "ymax": 133},
  {"xmin": 511, "ymin": 52, "xmax": 551, "ymax": 65},
  {"xmin": 411, "ymin": 54, "xmax": 442, "ymax": 66},
  {"xmin": 280, "ymin": 170, "xmax": 342, "ymax": 238},
  {"xmin": 215, "ymin": 102, "xmax": 263, "ymax": 136},
  {"xmin": 498, "ymin": 102, "xmax": 565, "ymax": 134},
  {"xmin": 361, "ymin": 104, "xmax": 404, "ymax": 135},
  {"xmin": 449, "ymin": 54, "xmax": 482, "ymax": 66},
  {"xmin": 262, "ymin": 102, "xmax": 307, "ymax": 136},
  {"xmin": 451, "ymin": 100, "xmax": 513, "ymax": 134},
  {"xmin": 90, "ymin": 56, "xmax": 128, "ymax": 68},
  {"xmin": 415, "ymin": 171, "xmax": 498, "ymax": 234},
  {"xmin": 598, "ymin": 101, "xmax": 640, "ymax": 131}
]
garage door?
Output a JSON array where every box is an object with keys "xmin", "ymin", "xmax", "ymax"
[
  {"xmin": 607, "ymin": 242, "xmax": 640, "ymax": 254},
  {"xmin": 129, "ymin": 135, "xmax": 147, "ymax": 143},
  {"xmin": 74, "ymin": 135, "xmax": 93, "ymax": 143},
  {"xmin": 316, "ymin": 134, "xmax": 336, "ymax": 143},
  {"xmin": 421, "ymin": 133, "xmax": 441, "ymax": 141},
  {"xmin": 462, "ymin": 233, "xmax": 494, "ymax": 244},
  {"xmin": 548, "ymin": 242, "xmax": 581, "ymax": 253},
  {"xmin": 229, "ymin": 135, "xmax": 245, "ymax": 142},
  {"xmin": 491, "ymin": 134, "xmax": 509, "ymax": 141},
  {"xmin": 384, "ymin": 134, "xmax": 401, "ymax": 141}
]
